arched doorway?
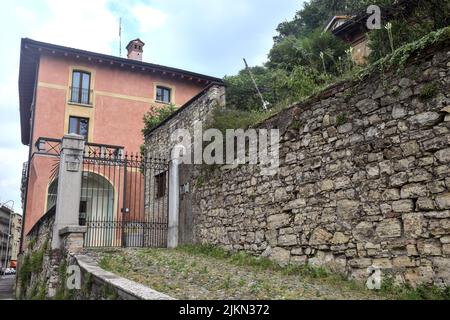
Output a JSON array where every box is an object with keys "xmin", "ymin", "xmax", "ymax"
[{"xmin": 81, "ymin": 171, "xmax": 115, "ymax": 247}]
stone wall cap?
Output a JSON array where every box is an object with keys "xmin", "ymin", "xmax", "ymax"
[
  {"xmin": 75, "ymin": 254, "xmax": 175, "ymax": 300},
  {"xmin": 59, "ymin": 225, "xmax": 87, "ymax": 235}
]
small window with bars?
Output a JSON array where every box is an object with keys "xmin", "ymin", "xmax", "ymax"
[{"xmin": 155, "ymin": 172, "xmax": 166, "ymax": 199}]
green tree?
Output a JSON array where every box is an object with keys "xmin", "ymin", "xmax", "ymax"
[
  {"xmin": 224, "ymin": 66, "xmax": 276, "ymax": 111},
  {"xmin": 273, "ymin": 0, "xmax": 370, "ymax": 43},
  {"xmin": 271, "ymin": 66, "xmax": 330, "ymax": 104},
  {"xmin": 268, "ymin": 29, "xmax": 349, "ymax": 75}
]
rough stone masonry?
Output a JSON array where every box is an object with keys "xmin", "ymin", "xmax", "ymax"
[{"xmin": 146, "ymin": 43, "xmax": 450, "ymax": 286}]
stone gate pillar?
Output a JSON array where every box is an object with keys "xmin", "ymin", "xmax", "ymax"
[
  {"xmin": 51, "ymin": 134, "xmax": 86, "ymax": 250},
  {"xmin": 167, "ymin": 157, "xmax": 180, "ymax": 248}
]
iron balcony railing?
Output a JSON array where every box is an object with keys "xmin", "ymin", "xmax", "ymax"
[
  {"xmin": 35, "ymin": 137, "xmax": 62, "ymax": 156},
  {"xmin": 34, "ymin": 137, "xmax": 124, "ymax": 159},
  {"xmin": 84, "ymin": 142, "xmax": 124, "ymax": 159},
  {"xmin": 69, "ymin": 86, "xmax": 93, "ymax": 105}
]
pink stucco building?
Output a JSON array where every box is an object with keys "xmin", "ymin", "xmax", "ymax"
[{"xmin": 19, "ymin": 38, "xmax": 223, "ymax": 239}]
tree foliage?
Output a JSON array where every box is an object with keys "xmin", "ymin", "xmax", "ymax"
[
  {"xmin": 142, "ymin": 103, "xmax": 177, "ymax": 136},
  {"xmin": 224, "ymin": 66, "xmax": 275, "ymax": 111},
  {"xmin": 268, "ymin": 29, "xmax": 349, "ymax": 74},
  {"xmin": 272, "ymin": 0, "xmax": 381, "ymax": 43},
  {"xmin": 224, "ymin": 64, "xmax": 332, "ymax": 111},
  {"xmin": 368, "ymin": 0, "xmax": 450, "ymax": 61}
]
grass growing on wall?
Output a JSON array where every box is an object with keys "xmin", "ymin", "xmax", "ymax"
[
  {"xmin": 361, "ymin": 26, "xmax": 450, "ymax": 79},
  {"xmin": 17, "ymin": 237, "xmax": 50, "ymax": 299},
  {"xmin": 28, "ymin": 237, "xmax": 37, "ymax": 250},
  {"xmin": 17, "ymin": 254, "xmax": 32, "ymax": 299},
  {"xmin": 53, "ymin": 260, "xmax": 74, "ymax": 300},
  {"xmin": 379, "ymin": 274, "xmax": 450, "ymax": 300},
  {"xmin": 418, "ymin": 82, "xmax": 439, "ymax": 101}
]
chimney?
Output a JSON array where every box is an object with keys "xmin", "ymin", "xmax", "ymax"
[{"xmin": 126, "ymin": 38, "xmax": 145, "ymax": 61}]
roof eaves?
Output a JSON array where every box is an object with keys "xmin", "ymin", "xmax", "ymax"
[{"xmin": 22, "ymin": 38, "xmax": 224, "ymax": 83}]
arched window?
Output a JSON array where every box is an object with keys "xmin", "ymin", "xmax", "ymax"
[
  {"xmin": 46, "ymin": 178, "xmax": 58, "ymax": 212},
  {"xmin": 70, "ymin": 70, "xmax": 91, "ymax": 105}
]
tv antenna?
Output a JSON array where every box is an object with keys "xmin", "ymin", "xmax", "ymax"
[
  {"xmin": 243, "ymin": 58, "xmax": 269, "ymax": 110},
  {"xmin": 119, "ymin": 17, "xmax": 122, "ymax": 57}
]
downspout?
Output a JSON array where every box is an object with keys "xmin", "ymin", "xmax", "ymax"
[{"xmin": 19, "ymin": 51, "xmax": 40, "ymax": 253}]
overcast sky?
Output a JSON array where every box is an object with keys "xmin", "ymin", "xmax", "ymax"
[{"xmin": 0, "ymin": 0, "xmax": 303, "ymax": 214}]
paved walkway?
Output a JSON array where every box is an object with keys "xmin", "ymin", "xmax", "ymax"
[
  {"xmin": 93, "ymin": 248, "xmax": 383, "ymax": 300},
  {"xmin": 0, "ymin": 275, "xmax": 15, "ymax": 300}
]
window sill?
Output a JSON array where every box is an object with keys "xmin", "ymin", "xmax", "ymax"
[
  {"xmin": 68, "ymin": 102, "xmax": 93, "ymax": 108},
  {"xmin": 154, "ymin": 100, "xmax": 172, "ymax": 105}
]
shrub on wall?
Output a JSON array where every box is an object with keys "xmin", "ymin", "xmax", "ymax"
[{"xmin": 142, "ymin": 104, "xmax": 177, "ymax": 136}]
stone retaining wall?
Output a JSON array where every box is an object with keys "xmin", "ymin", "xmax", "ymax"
[
  {"xmin": 189, "ymin": 44, "xmax": 450, "ymax": 286},
  {"xmin": 15, "ymin": 208, "xmax": 60, "ymax": 299}
]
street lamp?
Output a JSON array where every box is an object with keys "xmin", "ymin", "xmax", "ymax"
[{"xmin": 0, "ymin": 200, "xmax": 14, "ymax": 275}]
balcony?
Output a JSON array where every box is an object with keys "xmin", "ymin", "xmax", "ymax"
[
  {"xmin": 35, "ymin": 137, "xmax": 61, "ymax": 156},
  {"xmin": 34, "ymin": 137, "xmax": 124, "ymax": 159},
  {"xmin": 69, "ymin": 86, "xmax": 93, "ymax": 106},
  {"xmin": 84, "ymin": 142, "xmax": 124, "ymax": 159}
]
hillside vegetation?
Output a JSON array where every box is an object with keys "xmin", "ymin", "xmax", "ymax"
[{"xmin": 221, "ymin": 0, "xmax": 449, "ymax": 126}]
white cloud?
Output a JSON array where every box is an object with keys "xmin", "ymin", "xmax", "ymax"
[
  {"xmin": 196, "ymin": 0, "xmax": 251, "ymax": 21},
  {"xmin": 14, "ymin": 5, "xmax": 37, "ymax": 23},
  {"xmin": 130, "ymin": 4, "xmax": 167, "ymax": 33},
  {"xmin": 0, "ymin": 73, "xmax": 18, "ymax": 112},
  {"xmin": 31, "ymin": 0, "xmax": 119, "ymax": 54}
]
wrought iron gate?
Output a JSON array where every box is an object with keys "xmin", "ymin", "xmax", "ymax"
[{"xmin": 81, "ymin": 145, "xmax": 169, "ymax": 248}]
